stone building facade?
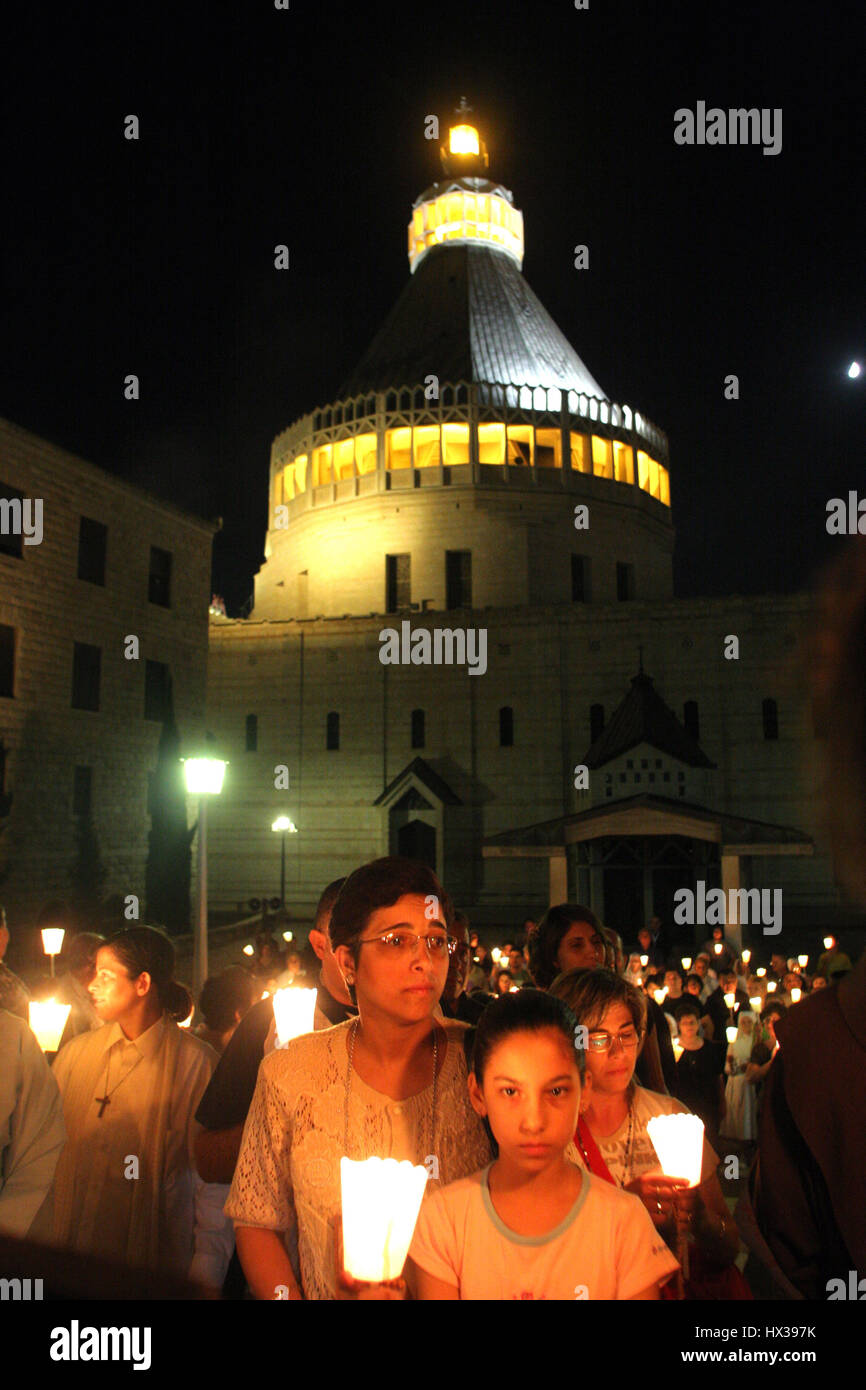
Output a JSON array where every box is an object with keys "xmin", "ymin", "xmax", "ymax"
[{"xmin": 0, "ymin": 416, "xmax": 218, "ymax": 929}]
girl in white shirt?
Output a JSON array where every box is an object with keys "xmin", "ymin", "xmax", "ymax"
[{"xmin": 407, "ymin": 989, "xmax": 678, "ymax": 1300}]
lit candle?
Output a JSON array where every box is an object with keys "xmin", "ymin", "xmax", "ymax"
[
  {"xmin": 647, "ymin": 1112, "xmax": 704, "ymax": 1188},
  {"xmin": 741, "ymin": 949, "xmax": 751, "ymax": 965},
  {"xmin": 681, "ymin": 957, "xmax": 692, "ymax": 971},
  {"xmin": 283, "ymin": 930, "xmax": 294, "ymax": 943},
  {"xmin": 28, "ymin": 1000, "xmax": 71, "ymax": 1053},
  {"xmin": 823, "ymin": 936, "xmax": 834, "ymax": 951},
  {"xmin": 243, "ymin": 943, "xmax": 254, "ymax": 956},
  {"xmin": 272, "ymin": 987, "xmax": 317, "ymax": 1046},
  {"xmin": 672, "ymin": 1038, "xmax": 684, "ymax": 1062},
  {"xmin": 797, "ymin": 955, "xmax": 808, "ymax": 968},
  {"xmin": 767, "ymin": 980, "xmax": 777, "ymax": 993},
  {"xmin": 714, "ymin": 943, "xmax": 722, "ymax": 955},
  {"xmin": 756, "ymin": 967, "xmax": 766, "ymax": 978},
  {"xmin": 652, "ymin": 987, "xmax": 668, "ymax": 1005},
  {"xmin": 749, "ymin": 995, "xmax": 762, "ymax": 1011},
  {"xmin": 179, "ymin": 1009, "xmax": 194, "ymax": 1028},
  {"xmin": 639, "ymin": 954, "xmax": 648, "ymax": 968},
  {"xmin": 726, "ymin": 1025, "xmax": 739, "ymax": 1044},
  {"xmin": 340, "ymin": 1156, "xmax": 428, "ymax": 1282},
  {"xmin": 790, "ymin": 987, "xmax": 802, "ymax": 1003},
  {"xmin": 41, "ymin": 927, "xmax": 65, "ymax": 978},
  {"xmin": 723, "ymin": 991, "xmax": 735, "ymax": 1009},
  {"xmin": 491, "ymin": 947, "xmax": 502, "ymax": 964}
]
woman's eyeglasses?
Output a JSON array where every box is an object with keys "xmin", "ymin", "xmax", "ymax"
[
  {"xmin": 357, "ymin": 930, "xmax": 456, "ymax": 958},
  {"xmin": 586, "ymin": 1026, "xmax": 642, "ymax": 1054}
]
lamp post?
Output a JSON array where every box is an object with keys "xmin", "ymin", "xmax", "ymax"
[
  {"xmin": 271, "ymin": 816, "xmax": 297, "ymax": 910},
  {"xmin": 41, "ymin": 927, "xmax": 65, "ymax": 979},
  {"xmin": 182, "ymin": 752, "xmax": 228, "ymax": 1002}
]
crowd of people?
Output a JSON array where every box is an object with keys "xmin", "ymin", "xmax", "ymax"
[{"xmin": 0, "ymin": 871, "xmax": 862, "ymax": 1302}]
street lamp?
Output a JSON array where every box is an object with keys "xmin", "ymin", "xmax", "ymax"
[
  {"xmin": 271, "ymin": 815, "xmax": 297, "ymax": 910},
  {"xmin": 41, "ymin": 927, "xmax": 65, "ymax": 978},
  {"xmin": 182, "ymin": 751, "xmax": 228, "ymax": 1001}
]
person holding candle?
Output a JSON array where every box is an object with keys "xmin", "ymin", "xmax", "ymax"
[
  {"xmin": 671, "ymin": 999, "xmax": 726, "ymax": 1146},
  {"xmin": 719, "ymin": 1011, "xmax": 759, "ymax": 1145},
  {"xmin": 0, "ymin": 1007, "xmax": 66, "ymax": 1238},
  {"xmin": 226, "ymin": 857, "xmax": 493, "ymax": 1300},
  {"xmin": 406, "ymin": 989, "xmax": 679, "ymax": 1299},
  {"xmin": 48, "ymin": 926, "xmax": 233, "ymax": 1289},
  {"xmin": 699, "ymin": 926, "xmax": 737, "ymax": 974},
  {"xmin": 548, "ymin": 967, "xmax": 743, "ymax": 1294}
]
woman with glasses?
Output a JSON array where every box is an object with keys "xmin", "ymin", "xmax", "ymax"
[
  {"xmin": 226, "ymin": 857, "xmax": 492, "ymax": 1300},
  {"xmin": 549, "ymin": 967, "xmax": 741, "ymax": 1287}
]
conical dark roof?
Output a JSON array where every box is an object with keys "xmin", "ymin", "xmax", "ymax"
[
  {"xmin": 338, "ymin": 243, "xmax": 605, "ymax": 400},
  {"xmin": 583, "ymin": 673, "xmax": 716, "ymax": 769}
]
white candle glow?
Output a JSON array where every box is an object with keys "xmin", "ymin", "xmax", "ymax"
[
  {"xmin": 647, "ymin": 1112, "xmax": 704, "ymax": 1188},
  {"xmin": 652, "ymin": 987, "xmax": 668, "ymax": 1005},
  {"xmin": 724, "ymin": 991, "xmax": 735, "ymax": 1008},
  {"xmin": 672, "ymin": 1038, "xmax": 684, "ymax": 1062},
  {"xmin": 756, "ymin": 967, "xmax": 767, "ymax": 978},
  {"xmin": 681, "ymin": 957, "xmax": 692, "ymax": 970},
  {"xmin": 798, "ymin": 955, "xmax": 808, "ymax": 968},
  {"xmin": 272, "ymin": 987, "xmax": 317, "ymax": 1046},
  {"xmin": 726, "ymin": 1025, "xmax": 739, "ymax": 1044},
  {"xmin": 790, "ymin": 987, "xmax": 802, "ymax": 1003},
  {"xmin": 28, "ymin": 1000, "xmax": 71, "ymax": 1052},
  {"xmin": 741, "ymin": 949, "xmax": 751, "ymax": 965},
  {"xmin": 767, "ymin": 980, "xmax": 777, "ymax": 993},
  {"xmin": 714, "ymin": 943, "xmax": 722, "ymax": 955},
  {"xmin": 749, "ymin": 995, "xmax": 762, "ymax": 1010},
  {"xmin": 41, "ymin": 927, "xmax": 65, "ymax": 957},
  {"xmin": 639, "ymin": 954, "xmax": 648, "ymax": 967},
  {"xmin": 823, "ymin": 936, "xmax": 834, "ymax": 950},
  {"xmin": 340, "ymin": 1156, "xmax": 428, "ymax": 1282}
]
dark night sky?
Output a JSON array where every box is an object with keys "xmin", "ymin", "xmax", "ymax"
[{"xmin": 1, "ymin": 1, "xmax": 862, "ymax": 613}]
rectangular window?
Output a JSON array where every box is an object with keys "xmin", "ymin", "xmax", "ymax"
[
  {"xmin": 571, "ymin": 555, "xmax": 591, "ymax": 602},
  {"xmin": 535, "ymin": 428, "xmax": 562, "ymax": 469},
  {"xmin": 446, "ymin": 550, "xmax": 472, "ymax": 609},
  {"xmin": 592, "ymin": 436, "xmax": 613, "ymax": 479},
  {"xmin": 326, "ymin": 712, "xmax": 340, "ymax": 750},
  {"xmin": 506, "ymin": 426, "xmax": 533, "ymax": 467},
  {"xmin": 334, "ymin": 439, "xmax": 355, "ymax": 481},
  {"xmin": 478, "ymin": 422, "xmax": 505, "ymax": 465},
  {"xmin": 386, "ymin": 554, "xmax": 411, "ymax": 612},
  {"xmin": 72, "ymin": 642, "xmax": 101, "ymax": 712},
  {"xmin": 441, "ymin": 423, "xmax": 470, "ymax": 466},
  {"xmin": 73, "ymin": 765, "xmax": 92, "ymax": 818},
  {"xmin": 144, "ymin": 659, "xmax": 170, "ymax": 722},
  {"xmin": 312, "ymin": 444, "xmax": 333, "ymax": 486},
  {"xmin": 245, "ymin": 713, "xmax": 258, "ymax": 751},
  {"xmin": 612, "ymin": 441, "xmax": 634, "ymax": 485},
  {"xmin": 0, "ymin": 624, "xmax": 15, "ymax": 697},
  {"xmin": 386, "ymin": 428, "xmax": 412, "ymax": 470},
  {"xmin": 616, "ymin": 562, "xmax": 635, "ymax": 601},
  {"xmin": 0, "ymin": 481, "xmax": 25, "ymax": 559},
  {"xmin": 414, "ymin": 425, "xmax": 441, "ymax": 469},
  {"xmin": 78, "ymin": 516, "xmax": 107, "ymax": 586},
  {"xmin": 570, "ymin": 434, "xmax": 590, "ymax": 473},
  {"xmin": 354, "ymin": 434, "xmax": 377, "ymax": 476},
  {"xmin": 411, "ymin": 709, "xmax": 426, "ymax": 749},
  {"xmin": 148, "ymin": 546, "xmax": 172, "ymax": 607}
]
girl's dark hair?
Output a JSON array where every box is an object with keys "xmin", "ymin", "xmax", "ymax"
[
  {"xmin": 527, "ymin": 903, "xmax": 603, "ymax": 990},
  {"xmin": 105, "ymin": 926, "xmax": 190, "ymax": 1021},
  {"xmin": 471, "ymin": 987, "xmax": 585, "ymax": 1084},
  {"xmin": 329, "ymin": 856, "xmax": 453, "ymax": 963}
]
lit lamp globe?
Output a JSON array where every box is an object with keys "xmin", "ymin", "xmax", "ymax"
[{"xmin": 41, "ymin": 927, "xmax": 65, "ymax": 978}]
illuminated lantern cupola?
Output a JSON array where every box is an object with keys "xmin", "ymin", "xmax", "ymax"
[{"xmin": 408, "ymin": 100, "xmax": 525, "ymax": 273}]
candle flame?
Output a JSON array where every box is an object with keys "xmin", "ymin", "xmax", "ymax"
[{"xmin": 647, "ymin": 1112, "xmax": 704, "ymax": 1187}]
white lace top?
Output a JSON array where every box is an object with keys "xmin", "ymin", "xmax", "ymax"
[{"xmin": 224, "ymin": 1018, "xmax": 493, "ymax": 1299}]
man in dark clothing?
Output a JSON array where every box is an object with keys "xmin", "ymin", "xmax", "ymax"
[
  {"xmin": 704, "ymin": 969, "xmax": 750, "ymax": 1041},
  {"xmin": 440, "ymin": 911, "xmax": 493, "ymax": 1028},
  {"xmin": 745, "ymin": 951, "xmax": 866, "ymax": 1299}
]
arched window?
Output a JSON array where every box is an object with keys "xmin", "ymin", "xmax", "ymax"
[
  {"xmin": 683, "ymin": 699, "xmax": 699, "ymax": 742},
  {"xmin": 326, "ymin": 712, "xmax": 340, "ymax": 750},
  {"xmin": 762, "ymin": 698, "xmax": 778, "ymax": 741},
  {"xmin": 411, "ymin": 708, "xmax": 425, "ymax": 749},
  {"xmin": 499, "ymin": 706, "xmax": 514, "ymax": 747},
  {"xmin": 590, "ymin": 703, "xmax": 605, "ymax": 743}
]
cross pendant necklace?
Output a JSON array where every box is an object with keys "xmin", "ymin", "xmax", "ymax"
[
  {"xmin": 95, "ymin": 1093, "xmax": 111, "ymax": 1118},
  {"xmin": 94, "ymin": 1048, "xmax": 141, "ymax": 1119}
]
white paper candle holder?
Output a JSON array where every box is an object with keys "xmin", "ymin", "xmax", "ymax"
[
  {"xmin": 647, "ymin": 1112, "xmax": 704, "ymax": 1188},
  {"xmin": 272, "ymin": 987, "xmax": 317, "ymax": 1047},
  {"xmin": 340, "ymin": 1156, "xmax": 428, "ymax": 1282}
]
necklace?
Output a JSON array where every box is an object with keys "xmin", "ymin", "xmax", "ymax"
[
  {"xmin": 94, "ymin": 1042, "xmax": 142, "ymax": 1119},
  {"xmin": 344, "ymin": 1019, "xmax": 438, "ymax": 1160},
  {"xmin": 577, "ymin": 1097, "xmax": 635, "ymax": 1187}
]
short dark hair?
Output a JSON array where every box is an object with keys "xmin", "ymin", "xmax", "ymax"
[
  {"xmin": 549, "ymin": 966, "xmax": 647, "ymax": 1035},
  {"xmin": 686, "ymin": 973, "xmax": 703, "ymax": 989},
  {"xmin": 105, "ymin": 926, "xmax": 189, "ymax": 1021},
  {"xmin": 676, "ymin": 998, "xmax": 702, "ymax": 1021},
  {"xmin": 329, "ymin": 857, "xmax": 453, "ymax": 963},
  {"xmin": 762, "ymin": 1002, "xmax": 787, "ymax": 1023},
  {"xmin": 471, "ymin": 987, "xmax": 584, "ymax": 1083},
  {"xmin": 199, "ymin": 967, "xmax": 256, "ymax": 1031},
  {"xmin": 313, "ymin": 878, "xmax": 347, "ymax": 936},
  {"xmin": 63, "ymin": 932, "xmax": 106, "ymax": 973},
  {"xmin": 527, "ymin": 904, "xmax": 603, "ymax": 990}
]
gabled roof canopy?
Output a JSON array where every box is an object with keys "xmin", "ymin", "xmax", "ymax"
[{"xmin": 584, "ymin": 672, "xmax": 715, "ymax": 770}]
